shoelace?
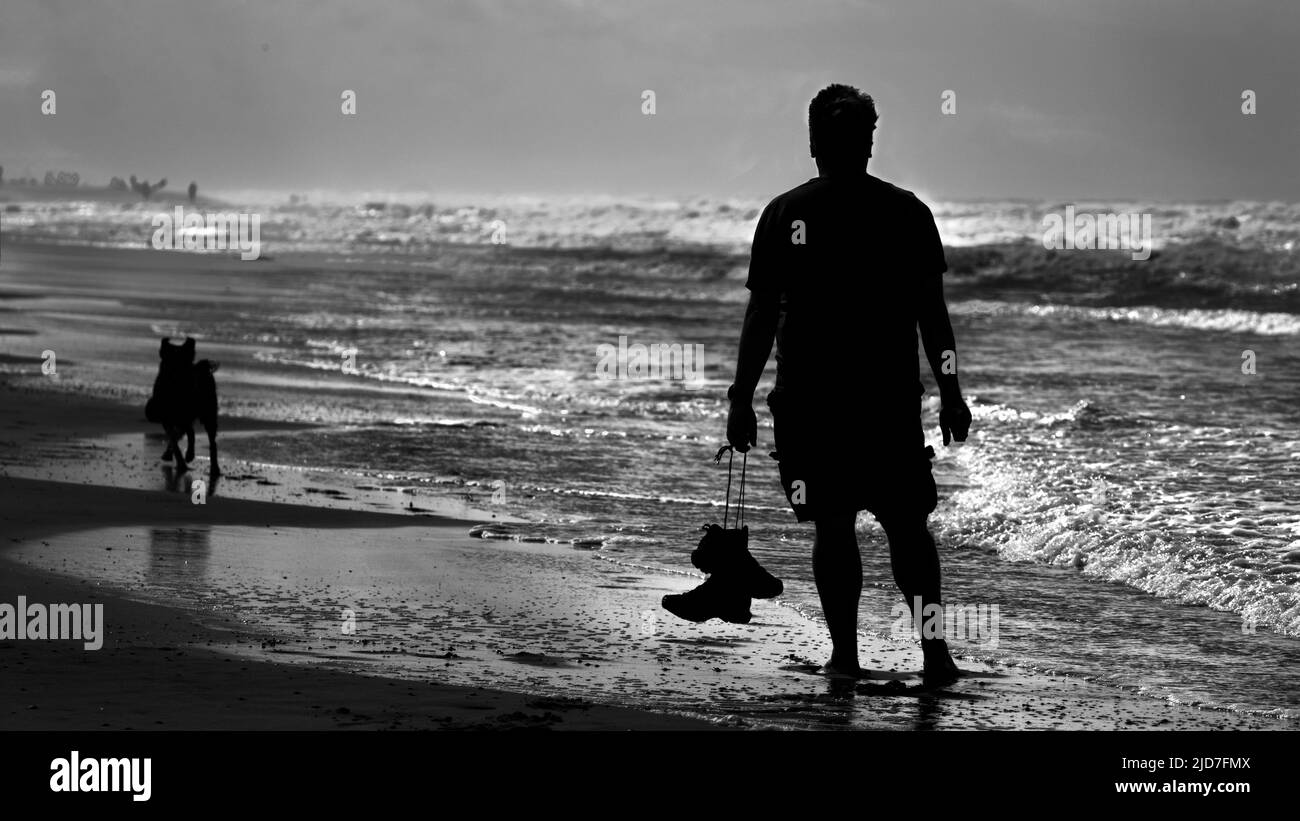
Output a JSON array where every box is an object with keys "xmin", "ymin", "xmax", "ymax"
[{"xmin": 713, "ymin": 444, "xmax": 747, "ymax": 530}]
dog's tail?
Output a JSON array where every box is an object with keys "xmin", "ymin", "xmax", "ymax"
[{"xmin": 197, "ymin": 359, "xmax": 220, "ymax": 374}]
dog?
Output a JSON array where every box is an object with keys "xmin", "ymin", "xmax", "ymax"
[{"xmin": 144, "ymin": 337, "xmax": 220, "ymax": 475}]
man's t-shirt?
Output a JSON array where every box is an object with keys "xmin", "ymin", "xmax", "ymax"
[{"xmin": 745, "ymin": 171, "xmax": 947, "ymax": 425}]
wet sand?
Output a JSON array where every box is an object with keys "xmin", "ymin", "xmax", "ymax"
[{"xmin": 0, "ymin": 388, "xmax": 708, "ymax": 730}]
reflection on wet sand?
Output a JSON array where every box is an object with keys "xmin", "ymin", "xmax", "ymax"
[{"xmin": 147, "ymin": 525, "xmax": 212, "ymax": 589}]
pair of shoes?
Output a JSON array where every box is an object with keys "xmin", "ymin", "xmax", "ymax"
[
  {"xmin": 690, "ymin": 524, "xmax": 783, "ymax": 599},
  {"xmin": 661, "ymin": 525, "xmax": 785, "ymax": 624},
  {"xmin": 661, "ymin": 574, "xmax": 752, "ymax": 624}
]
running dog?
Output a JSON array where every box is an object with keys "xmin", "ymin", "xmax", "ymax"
[{"xmin": 145, "ymin": 337, "xmax": 220, "ymax": 475}]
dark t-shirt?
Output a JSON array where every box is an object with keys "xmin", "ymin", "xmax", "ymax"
[{"xmin": 745, "ymin": 172, "xmax": 946, "ymax": 421}]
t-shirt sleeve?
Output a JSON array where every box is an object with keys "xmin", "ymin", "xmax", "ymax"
[
  {"xmin": 915, "ymin": 199, "xmax": 948, "ymax": 276},
  {"xmin": 744, "ymin": 200, "xmax": 782, "ymax": 292}
]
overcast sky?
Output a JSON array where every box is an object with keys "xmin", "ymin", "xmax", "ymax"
[{"xmin": 1, "ymin": 0, "xmax": 1296, "ymax": 201}]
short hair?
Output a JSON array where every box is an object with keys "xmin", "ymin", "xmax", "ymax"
[{"xmin": 808, "ymin": 84, "xmax": 877, "ymax": 163}]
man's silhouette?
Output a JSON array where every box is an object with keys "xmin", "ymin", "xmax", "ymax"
[{"xmin": 727, "ymin": 84, "xmax": 971, "ymax": 684}]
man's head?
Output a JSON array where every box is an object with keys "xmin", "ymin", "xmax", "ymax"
[{"xmin": 808, "ymin": 84, "xmax": 877, "ymax": 172}]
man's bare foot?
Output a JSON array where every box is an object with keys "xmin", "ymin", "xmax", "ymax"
[
  {"xmin": 922, "ymin": 644, "xmax": 961, "ymax": 687},
  {"xmin": 821, "ymin": 660, "xmax": 871, "ymax": 680}
]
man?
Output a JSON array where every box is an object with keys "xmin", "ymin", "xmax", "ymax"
[{"xmin": 727, "ymin": 83, "xmax": 971, "ymax": 684}]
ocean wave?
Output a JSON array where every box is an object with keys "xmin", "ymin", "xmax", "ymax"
[
  {"xmin": 7, "ymin": 193, "xmax": 1298, "ymax": 314},
  {"xmin": 936, "ymin": 408, "xmax": 1300, "ymax": 638},
  {"xmin": 8, "ymin": 192, "xmax": 1300, "ymax": 263},
  {"xmin": 952, "ymin": 299, "xmax": 1300, "ymax": 335}
]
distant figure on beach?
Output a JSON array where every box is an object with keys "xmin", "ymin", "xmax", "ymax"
[
  {"xmin": 188, "ymin": 181, "xmax": 198, "ymax": 203},
  {"xmin": 724, "ymin": 84, "xmax": 972, "ymax": 685},
  {"xmin": 130, "ymin": 175, "xmax": 167, "ymax": 200}
]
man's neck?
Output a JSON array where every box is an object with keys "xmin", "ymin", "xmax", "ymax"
[{"xmin": 816, "ymin": 163, "xmax": 870, "ymax": 178}]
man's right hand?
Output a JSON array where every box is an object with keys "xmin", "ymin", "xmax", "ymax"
[
  {"xmin": 727, "ymin": 400, "xmax": 757, "ymax": 453},
  {"xmin": 939, "ymin": 398, "xmax": 972, "ymax": 446}
]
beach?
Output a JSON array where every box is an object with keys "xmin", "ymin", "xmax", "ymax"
[
  {"xmin": 0, "ymin": 382, "xmax": 711, "ymax": 730},
  {"xmin": 1, "ymin": 237, "xmax": 1294, "ymax": 730}
]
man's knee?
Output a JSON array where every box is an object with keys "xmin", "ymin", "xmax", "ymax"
[{"xmin": 877, "ymin": 513, "xmax": 931, "ymax": 546}]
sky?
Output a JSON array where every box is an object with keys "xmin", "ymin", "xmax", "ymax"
[{"xmin": 1, "ymin": 0, "xmax": 1297, "ymax": 202}]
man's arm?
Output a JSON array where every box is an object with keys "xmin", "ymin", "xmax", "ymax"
[
  {"xmin": 726, "ymin": 287, "xmax": 780, "ymax": 452},
  {"xmin": 918, "ymin": 274, "xmax": 971, "ymax": 445},
  {"xmin": 732, "ymin": 288, "xmax": 779, "ymax": 402}
]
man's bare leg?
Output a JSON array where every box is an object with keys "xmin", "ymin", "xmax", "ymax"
[
  {"xmin": 813, "ymin": 512, "xmax": 863, "ymax": 676},
  {"xmin": 879, "ymin": 513, "xmax": 959, "ymax": 684}
]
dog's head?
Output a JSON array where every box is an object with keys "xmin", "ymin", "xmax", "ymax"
[{"xmin": 158, "ymin": 337, "xmax": 196, "ymax": 370}]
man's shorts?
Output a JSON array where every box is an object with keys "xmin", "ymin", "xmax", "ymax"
[{"xmin": 766, "ymin": 387, "xmax": 937, "ymax": 523}]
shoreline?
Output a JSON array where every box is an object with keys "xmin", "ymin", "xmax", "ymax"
[
  {"xmin": 0, "ymin": 369, "xmax": 711, "ymax": 730},
  {"xmin": 0, "ymin": 379, "xmax": 1289, "ymax": 730},
  {"xmin": 0, "ymin": 395, "xmax": 713, "ymax": 730}
]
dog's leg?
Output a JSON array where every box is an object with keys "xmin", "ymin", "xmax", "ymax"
[
  {"xmin": 202, "ymin": 414, "xmax": 220, "ymax": 476},
  {"xmin": 167, "ymin": 425, "xmax": 189, "ymax": 474},
  {"xmin": 184, "ymin": 424, "xmax": 196, "ymax": 463},
  {"xmin": 161, "ymin": 425, "xmax": 173, "ymax": 458}
]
